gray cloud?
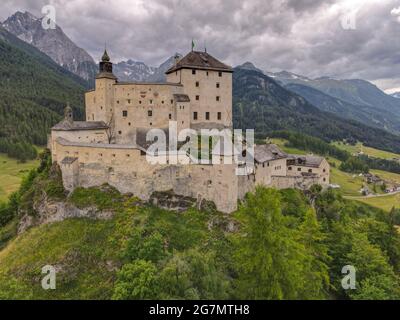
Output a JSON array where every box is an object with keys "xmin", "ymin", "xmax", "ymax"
[{"xmin": 1, "ymin": 0, "xmax": 400, "ymax": 92}]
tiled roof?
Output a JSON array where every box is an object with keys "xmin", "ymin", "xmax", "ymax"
[
  {"xmin": 288, "ymin": 154, "xmax": 325, "ymax": 168},
  {"xmin": 52, "ymin": 120, "xmax": 109, "ymax": 131},
  {"xmin": 166, "ymin": 51, "xmax": 233, "ymax": 74},
  {"xmin": 253, "ymin": 144, "xmax": 288, "ymax": 163}
]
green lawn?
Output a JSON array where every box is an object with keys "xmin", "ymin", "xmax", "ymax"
[
  {"xmin": 270, "ymin": 138, "xmax": 308, "ymax": 155},
  {"xmin": 332, "ymin": 141, "xmax": 400, "ymax": 160},
  {"xmin": 346, "ymin": 193, "xmax": 400, "ymax": 212},
  {"xmin": 330, "ymin": 167, "xmax": 364, "ymax": 196},
  {"xmin": 0, "ymin": 153, "xmax": 40, "ymax": 203}
]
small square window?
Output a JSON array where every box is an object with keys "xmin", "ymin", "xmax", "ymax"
[
  {"xmin": 196, "ymin": 81, "xmax": 199, "ymax": 87},
  {"xmin": 148, "ymin": 110, "xmax": 153, "ymax": 117},
  {"xmin": 127, "ymin": 99, "xmax": 131, "ymax": 104},
  {"xmin": 218, "ymin": 72, "xmax": 222, "ymax": 77},
  {"xmin": 308, "ymin": 169, "xmax": 313, "ymax": 173},
  {"xmin": 122, "ymin": 110, "xmax": 128, "ymax": 117},
  {"xmin": 196, "ymin": 95, "xmax": 200, "ymax": 101},
  {"xmin": 192, "ymin": 69, "xmax": 196, "ymax": 75},
  {"xmin": 298, "ymin": 168, "xmax": 302, "ymax": 172},
  {"xmin": 216, "ymin": 96, "xmax": 220, "ymax": 102},
  {"xmin": 216, "ymin": 83, "xmax": 220, "ymax": 88},
  {"xmin": 118, "ymin": 131, "xmax": 122, "ymax": 135}
]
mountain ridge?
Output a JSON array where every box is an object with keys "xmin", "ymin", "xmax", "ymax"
[{"xmin": 2, "ymin": 11, "xmax": 97, "ymax": 84}]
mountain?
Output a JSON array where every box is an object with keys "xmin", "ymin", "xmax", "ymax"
[
  {"xmin": 266, "ymin": 70, "xmax": 400, "ymax": 134},
  {"xmin": 2, "ymin": 11, "xmax": 97, "ymax": 84},
  {"xmin": 114, "ymin": 54, "xmax": 181, "ymax": 82},
  {"xmin": 391, "ymin": 92, "xmax": 400, "ymax": 99},
  {"xmin": 0, "ymin": 25, "xmax": 86, "ymax": 159},
  {"xmin": 285, "ymin": 83, "xmax": 400, "ymax": 133},
  {"xmin": 233, "ymin": 67, "xmax": 400, "ymax": 154}
]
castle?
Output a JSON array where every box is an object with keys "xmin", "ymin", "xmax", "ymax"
[{"xmin": 49, "ymin": 49, "xmax": 330, "ymax": 213}]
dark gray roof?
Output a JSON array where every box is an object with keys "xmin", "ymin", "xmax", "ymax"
[
  {"xmin": 288, "ymin": 154, "xmax": 325, "ymax": 168},
  {"xmin": 166, "ymin": 51, "xmax": 233, "ymax": 74},
  {"xmin": 56, "ymin": 138, "xmax": 143, "ymax": 151},
  {"xmin": 254, "ymin": 144, "xmax": 288, "ymax": 163},
  {"xmin": 173, "ymin": 94, "xmax": 190, "ymax": 102},
  {"xmin": 61, "ymin": 157, "xmax": 78, "ymax": 165},
  {"xmin": 116, "ymin": 82, "xmax": 183, "ymax": 87},
  {"xmin": 52, "ymin": 120, "xmax": 109, "ymax": 131}
]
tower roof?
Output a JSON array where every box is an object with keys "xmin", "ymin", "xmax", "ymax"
[
  {"xmin": 165, "ymin": 51, "xmax": 232, "ymax": 74},
  {"xmin": 102, "ymin": 49, "xmax": 110, "ymax": 62}
]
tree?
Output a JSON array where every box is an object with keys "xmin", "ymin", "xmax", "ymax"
[
  {"xmin": 158, "ymin": 249, "xmax": 230, "ymax": 300},
  {"xmin": 124, "ymin": 231, "xmax": 166, "ymax": 263},
  {"xmin": 233, "ymin": 187, "xmax": 327, "ymax": 299},
  {"xmin": 112, "ymin": 260, "xmax": 159, "ymax": 300}
]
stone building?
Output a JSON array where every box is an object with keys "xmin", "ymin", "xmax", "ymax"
[{"xmin": 50, "ymin": 48, "xmax": 330, "ymax": 213}]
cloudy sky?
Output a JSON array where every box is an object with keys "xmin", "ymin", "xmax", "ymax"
[{"xmin": 2, "ymin": 0, "xmax": 400, "ymax": 93}]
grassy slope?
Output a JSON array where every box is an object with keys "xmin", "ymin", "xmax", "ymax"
[
  {"xmin": 0, "ymin": 188, "xmax": 230, "ymax": 299},
  {"xmin": 332, "ymin": 141, "xmax": 400, "ymax": 160},
  {"xmin": 0, "ymin": 153, "xmax": 40, "ymax": 202}
]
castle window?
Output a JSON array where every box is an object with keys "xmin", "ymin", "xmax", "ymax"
[
  {"xmin": 100, "ymin": 106, "xmax": 103, "ymax": 110},
  {"xmin": 128, "ymin": 122, "xmax": 131, "ymax": 126},
  {"xmin": 150, "ymin": 100, "xmax": 153, "ymax": 104},
  {"xmin": 288, "ymin": 167, "xmax": 292, "ymax": 171},
  {"xmin": 217, "ymin": 112, "xmax": 222, "ymax": 120},
  {"xmin": 192, "ymin": 69, "xmax": 196, "ymax": 75},
  {"xmin": 169, "ymin": 114, "xmax": 172, "ymax": 120},
  {"xmin": 118, "ymin": 131, "xmax": 122, "ymax": 135},
  {"xmin": 206, "ymin": 112, "xmax": 210, "ymax": 120},
  {"xmin": 122, "ymin": 110, "xmax": 128, "ymax": 117},
  {"xmin": 323, "ymin": 178, "xmax": 326, "ymax": 182},
  {"xmin": 171, "ymin": 99, "xmax": 174, "ymax": 104},
  {"xmin": 323, "ymin": 169, "xmax": 326, "ymax": 173},
  {"xmin": 298, "ymin": 168, "xmax": 302, "ymax": 172},
  {"xmin": 206, "ymin": 71, "xmax": 209, "ymax": 76},
  {"xmin": 196, "ymin": 95, "xmax": 200, "ymax": 101},
  {"xmin": 162, "ymin": 101, "xmax": 164, "ymax": 104},
  {"xmin": 139, "ymin": 101, "xmax": 142, "ymax": 104},
  {"xmin": 218, "ymin": 72, "xmax": 222, "ymax": 77},
  {"xmin": 127, "ymin": 99, "xmax": 131, "ymax": 104},
  {"xmin": 117, "ymin": 100, "xmax": 120, "ymax": 104},
  {"xmin": 216, "ymin": 96, "xmax": 220, "ymax": 102},
  {"xmin": 92, "ymin": 114, "xmax": 94, "ymax": 120},
  {"xmin": 216, "ymin": 82, "xmax": 220, "ymax": 88},
  {"xmin": 126, "ymin": 154, "xmax": 130, "ymax": 157},
  {"xmin": 309, "ymin": 169, "xmax": 313, "ymax": 173},
  {"xmin": 148, "ymin": 110, "xmax": 153, "ymax": 117},
  {"xmin": 262, "ymin": 163, "xmax": 265, "ymax": 168},
  {"xmin": 196, "ymin": 81, "xmax": 199, "ymax": 87},
  {"xmin": 193, "ymin": 112, "xmax": 198, "ymax": 120},
  {"xmin": 112, "ymin": 154, "xmax": 116, "ymax": 157},
  {"xmin": 150, "ymin": 122, "xmax": 153, "ymax": 126}
]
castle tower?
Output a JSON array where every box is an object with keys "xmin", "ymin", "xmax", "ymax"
[
  {"xmin": 64, "ymin": 103, "xmax": 73, "ymax": 124},
  {"xmin": 165, "ymin": 50, "xmax": 233, "ymax": 130},
  {"xmin": 86, "ymin": 50, "xmax": 117, "ymax": 125}
]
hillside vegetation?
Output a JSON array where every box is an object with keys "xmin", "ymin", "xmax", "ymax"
[
  {"xmin": 0, "ymin": 151, "xmax": 400, "ymax": 300},
  {"xmin": 0, "ymin": 26, "xmax": 86, "ymax": 160}
]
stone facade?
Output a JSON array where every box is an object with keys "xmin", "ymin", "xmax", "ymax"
[{"xmin": 50, "ymin": 49, "xmax": 330, "ymax": 213}]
